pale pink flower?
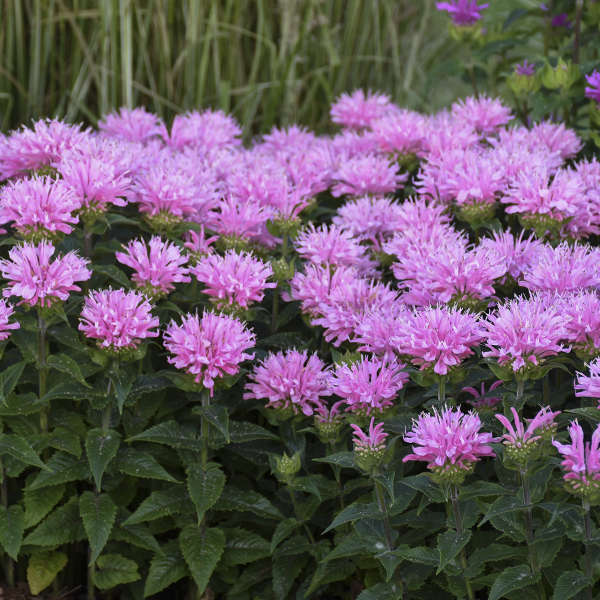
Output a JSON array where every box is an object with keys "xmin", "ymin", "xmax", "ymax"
[
  {"xmin": 478, "ymin": 230, "xmax": 544, "ymax": 280},
  {"xmin": 331, "ymin": 154, "xmax": 407, "ymax": 197},
  {"xmin": 403, "ymin": 406, "xmax": 496, "ymax": 471},
  {"xmin": 421, "ymin": 112, "xmax": 480, "ymax": 158},
  {"xmin": 163, "ymin": 311, "xmax": 255, "ymax": 395},
  {"xmin": 260, "ymin": 125, "xmax": 318, "ymax": 153},
  {"xmin": 330, "ymin": 130, "xmax": 381, "ymax": 157},
  {"xmin": 330, "ymin": 89, "xmax": 393, "ymax": 130},
  {"xmin": 496, "ymin": 406, "xmax": 560, "ymax": 449},
  {"xmin": 529, "ymin": 121, "xmax": 581, "ymax": 160},
  {"xmin": 560, "ymin": 291, "xmax": 600, "ymax": 354},
  {"xmin": 191, "ymin": 250, "xmax": 275, "ymax": 309},
  {"xmin": 98, "ymin": 107, "xmax": 167, "ymax": 144},
  {"xmin": 0, "ymin": 300, "xmax": 20, "ymax": 340},
  {"xmin": 462, "ymin": 381, "xmax": 502, "ymax": 409},
  {"xmin": 330, "ymin": 356, "xmax": 408, "ymax": 415},
  {"xmin": 206, "ymin": 196, "xmax": 274, "ymax": 244},
  {"xmin": 371, "ymin": 111, "xmax": 428, "ymax": 156},
  {"xmin": 351, "ymin": 418, "xmax": 388, "ymax": 453},
  {"xmin": 451, "ymin": 95, "xmax": 512, "ymax": 134},
  {"xmin": 167, "ymin": 109, "xmax": 242, "ymax": 152},
  {"xmin": 244, "ymin": 349, "xmax": 331, "ymax": 416},
  {"xmin": 79, "ymin": 288, "xmax": 159, "ymax": 350},
  {"xmin": 0, "ymin": 242, "xmax": 90, "ymax": 308},
  {"xmin": 116, "ymin": 236, "xmax": 190, "ymax": 297},
  {"xmin": 183, "ymin": 226, "xmax": 219, "ymax": 258},
  {"xmin": 353, "ymin": 301, "xmax": 409, "ymax": 357},
  {"xmin": 575, "ymin": 358, "xmax": 600, "ymax": 400},
  {"xmin": 0, "ymin": 176, "xmax": 80, "ymax": 238}
]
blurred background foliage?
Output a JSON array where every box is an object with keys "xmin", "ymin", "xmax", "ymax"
[{"xmin": 0, "ymin": 0, "xmax": 595, "ymax": 136}]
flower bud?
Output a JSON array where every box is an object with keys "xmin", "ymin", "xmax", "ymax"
[
  {"xmin": 274, "ymin": 452, "xmax": 302, "ymax": 483},
  {"xmin": 456, "ymin": 200, "xmax": 497, "ymax": 230},
  {"xmin": 430, "ymin": 463, "xmax": 474, "ymax": 486},
  {"xmin": 540, "ymin": 59, "xmax": 580, "ymax": 91},
  {"xmin": 271, "ymin": 257, "xmax": 295, "ymax": 283}
]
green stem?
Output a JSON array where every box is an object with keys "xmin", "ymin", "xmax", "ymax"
[
  {"xmin": 38, "ymin": 311, "xmax": 48, "ymax": 436},
  {"xmin": 271, "ymin": 287, "xmax": 279, "ymax": 334},
  {"xmin": 515, "ymin": 379, "xmax": 524, "ymax": 406},
  {"xmin": 573, "ymin": 0, "xmax": 584, "ymax": 64},
  {"xmin": 437, "ymin": 377, "xmax": 446, "ymax": 405},
  {"xmin": 329, "ymin": 442, "xmax": 345, "ymax": 510},
  {"xmin": 450, "ymin": 487, "xmax": 474, "ymax": 600},
  {"xmin": 0, "ymin": 458, "xmax": 13, "ymax": 587},
  {"xmin": 374, "ymin": 478, "xmax": 394, "ymax": 551},
  {"xmin": 87, "ymin": 546, "xmax": 95, "ymax": 600},
  {"xmin": 521, "ymin": 470, "xmax": 546, "ymax": 599},
  {"xmin": 583, "ymin": 501, "xmax": 593, "ymax": 600},
  {"xmin": 84, "ymin": 227, "xmax": 93, "ymax": 260},
  {"xmin": 287, "ymin": 486, "xmax": 315, "ymax": 545},
  {"xmin": 102, "ymin": 378, "xmax": 113, "ymax": 434},
  {"xmin": 201, "ymin": 389, "xmax": 210, "ymax": 471}
]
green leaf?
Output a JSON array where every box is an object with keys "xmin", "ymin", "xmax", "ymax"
[
  {"xmin": 219, "ymin": 486, "xmax": 283, "ymax": 520},
  {"xmin": 79, "ymin": 492, "xmax": 117, "ymax": 564},
  {"xmin": 552, "ymin": 571, "xmax": 592, "ymax": 600},
  {"xmin": 24, "ymin": 485, "xmax": 65, "ymax": 528},
  {"xmin": 27, "ymin": 453, "xmax": 88, "ymax": 490},
  {"xmin": 323, "ymin": 502, "xmax": 380, "ymax": 533},
  {"xmin": 110, "ymin": 368, "xmax": 134, "ymax": 413},
  {"xmin": 436, "ymin": 530, "xmax": 471, "ymax": 574},
  {"xmin": 187, "ymin": 462, "xmax": 225, "ymax": 522},
  {"xmin": 566, "ymin": 408, "xmax": 600, "ymax": 423},
  {"xmin": 306, "ymin": 558, "xmax": 357, "ymax": 595},
  {"xmin": 270, "ymin": 518, "xmax": 299, "ymax": 553},
  {"xmin": 43, "ymin": 381, "xmax": 102, "ymax": 402},
  {"xmin": 24, "ymin": 497, "xmax": 84, "ymax": 547},
  {"xmin": 123, "ymin": 486, "xmax": 190, "ymax": 526},
  {"xmin": 357, "ymin": 582, "xmax": 404, "ymax": 600},
  {"xmin": 0, "ymin": 392, "xmax": 46, "ymax": 416},
  {"xmin": 393, "ymin": 545, "xmax": 439, "ymax": 567},
  {"xmin": 194, "ymin": 404, "xmax": 229, "ymax": 442},
  {"xmin": 323, "ymin": 532, "xmax": 366, "ymax": 562},
  {"xmin": 94, "ymin": 553, "xmax": 140, "ymax": 590},
  {"xmin": 489, "ymin": 565, "xmax": 536, "ymax": 600},
  {"xmin": 144, "ymin": 540, "xmax": 188, "ymax": 597},
  {"xmin": 272, "ymin": 555, "xmax": 308, "ymax": 600},
  {"xmin": 179, "ymin": 525, "xmax": 225, "ymax": 595},
  {"xmin": 93, "ymin": 264, "xmax": 131, "ymax": 288},
  {"xmin": 0, "ymin": 505, "xmax": 24, "ymax": 559},
  {"xmin": 127, "ymin": 420, "xmax": 202, "ymax": 451},
  {"xmin": 0, "ymin": 361, "xmax": 25, "ymax": 397},
  {"xmin": 47, "ymin": 353, "xmax": 91, "ymax": 388},
  {"xmin": 0, "ymin": 433, "xmax": 48, "ymax": 470},
  {"xmin": 313, "ymin": 451, "xmax": 355, "ymax": 468},
  {"xmin": 112, "ymin": 522, "xmax": 161, "ymax": 554},
  {"xmin": 117, "ymin": 448, "xmax": 178, "ymax": 483},
  {"xmin": 229, "ymin": 421, "xmax": 278, "ymax": 443},
  {"xmin": 48, "ymin": 426, "xmax": 82, "ymax": 458},
  {"xmin": 11, "ymin": 330, "xmax": 37, "ymax": 363},
  {"xmin": 85, "ymin": 428, "xmax": 121, "ymax": 491},
  {"xmin": 401, "ymin": 474, "xmax": 445, "ymax": 503},
  {"xmin": 27, "ymin": 551, "xmax": 68, "ymax": 595},
  {"xmin": 222, "ymin": 527, "xmax": 270, "ymax": 565}
]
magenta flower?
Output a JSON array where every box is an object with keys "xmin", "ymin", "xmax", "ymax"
[
  {"xmin": 481, "ymin": 295, "xmax": 570, "ymax": 374},
  {"xmin": 529, "ymin": 121, "xmax": 581, "ymax": 161},
  {"xmin": 421, "ymin": 113, "xmax": 480, "ymax": 158},
  {"xmin": 353, "ymin": 301, "xmax": 409, "ymax": 357},
  {"xmin": 585, "ymin": 71, "xmax": 600, "ymax": 105},
  {"xmin": 371, "ymin": 111, "xmax": 427, "ymax": 156},
  {"xmin": 451, "ymin": 95, "xmax": 512, "ymax": 135},
  {"xmin": 183, "ymin": 226, "xmax": 219, "ymax": 259},
  {"xmin": 351, "ymin": 418, "xmax": 388, "ymax": 455},
  {"xmin": 163, "ymin": 311, "xmax": 255, "ymax": 395},
  {"xmin": 561, "ymin": 291, "xmax": 600, "ymax": 356},
  {"xmin": 515, "ymin": 60, "xmax": 536, "ymax": 76},
  {"xmin": 462, "ymin": 381, "xmax": 502, "ymax": 409},
  {"xmin": 330, "ymin": 89, "xmax": 393, "ymax": 130},
  {"xmin": 116, "ymin": 236, "xmax": 190, "ymax": 298},
  {"xmin": 575, "ymin": 358, "xmax": 600, "ymax": 400},
  {"xmin": 391, "ymin": 306, "xmax": 482, "ymax": 376},
  {"xmin": 0, "ymin": 242, "xmax": 91, "ymax": 308},
  {"xmin": 403, "ymin": 407, "xmax": 496, "ymax": 478},
  {"xmin": 0, "ymin": 300, "xmax": 20, "ymax": 340},
  {"xmin": 331, "ymin": 154, "xmax": 407, "ymax": 197},
  {"xmin": 191, "ymin": 250, "xmax": 275, "ymax": 310},
  {"xmin": 0, "ymin": 176, "xmax": 81, "ymax": 239},
  {"xmin": 330, "ymin": 356, "xmax": 408, "ymax": 415},
  {"xmin": 436, "ymin": 0, "xmax": 488, "ymax": 26},
  {"xmin": 244, "ymin": 349, "xmax": 331, "ymax": 416},
  {"xmin": 98, "ymin": 107, "xmax": 167, "ymax": 144},
  {"xmin": 553, "ymin": 421, "xmax": 600, "ymax": 497},
  {"xmin": 79, "ymin": 288, "xmax": 159, "ymax": 351},
  {"xmin": 167, "ymin": 109, "xmax": 242, "ymax": 152}
]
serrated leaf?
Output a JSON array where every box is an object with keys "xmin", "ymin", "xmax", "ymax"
[
  {"xmin": 489, "ymin": 564, "xmax": 535, "ymax": 600},
  {"xmin": 117, "ymin": 448, "xmax": 178, "ymax": 483},
  {"xmin": 0, "ymin": 392, "xmax": 46, "ymax": 416},
  {"xmin": 179, "ymin": 525, "xmax": 225, "ymax": 594},
  {"xmin": 273, "ymin": 554, "xmax": 307, "ymax": 600},
  {"xmin": 127, "ymin": 420, "xmax": 203, "ymax": 451},
  {"xmin": 552, "ymin": 570, "xmax": 592, "ymax": 600},
  {"xmin": 123, "ymin": 486, "xmax": 189, "ymax": 526},
  {"xmin": 219, "ymin": 486, "xmax": 283, "ymax": 520},
  {"xmin": 222, "ymin": 527, "xmax": 270, "ymax": 565},
  {"xmin": 24, "ymin": 497, "xmax": 84, "ymax": 546},
  {"xmin": 0, "ymin": 361, "xmax": 25, "ymax": 396},
  {"xmin": 94, "ymin": 553, "xmax": 140, "ymax": 590},
  {"xmin": 313, "ymin": 451, "xmax": 355, "ymax": 468},
  {"xmin": 11, "ymin": 330, "xmax": 37, "ymax": 363},
  {"xmin": 93, "ymin": 264, "xmax": 131, "ymax": 288},
  {"xmin": 27, "ymin": 453, "xmax": 88, "ymax": 490},
  {"xmin": 144, "ymin": 540, "xmax": 188, "ymax": 597},
  {"xmin": 187, "ymin": 462, "xmax": 225, "ymax": 523},
  {"xmin": 27, "ymin": 550, "xmax": 68, "ymax": 595},
  {"xmin": 112, "ymin": 522, "xmax": 161, "ymax": 554},
  {"xmin": 566, "ymin": 408, "xmax": 600, "ymax": 423},
  {"xmin": 436, "ymin": 530, "xmax": 471, "ymax": 574},
  {"xmin": 306, "ymin": 558, "xmax": 356, "ymax": 596},
  {"xmin": 194, "ymin": 404, "xmax": 229, "ymax": 442},
  {"xmin": 79, "ymin": 492, "xmax": 117, "ymax": 564},
  {"xmin": 85, "ymin": 428, "xmax": 121, "ymax": 491},
  {"xmin": 357, "ymin": 582, "xmax": 403, "ymax": 600},
  {"xmin": 110, "ymin": 368, "xmax": 134, "ymax": 413},
  {"xmin": 43, "ymin": 381, "xmax": 102, "ymax": 402},
  {"xmin": 323, "ymin": 532, "xmax": 365, "ymax": 562},
  {"xmin": 393, "ymin": 545, "xmax": 439, "ymax": 567},
  {"xmin": 48, "ymin": 426, "xmax": 82, "ymax": 458},
  {"xmin": 0, "ymin": 505, "xmax": 24, "ymax": 559},
  {"xmin": 0, "ymin": 433, "xmax": 48, "ymax": 470},
  {"xmin": 24, "ymin": 484, "xmax": 65, "ymax": 528},
  {"xmin": 47, "ymin": 353, "xmax": 91, "ymax": 388},
  {"xmin": 270, "ymin": 518, "xmax": 299, "ymax": 553},
  {"xmin": 229, "ymin": 421, "xmax": 278, "ymax": 442},
  {"xmin": 323, "ymin": 502, "xmax": 380, "ymax": 533}
]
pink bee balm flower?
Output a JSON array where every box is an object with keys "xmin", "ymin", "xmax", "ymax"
[
  {"xmin": 462, "ymin": 381, "xmax": 502, "ymax": 409},
  {"xmin": 496, "ymin": 406, "xmax": 560, "ymax": 463},
  {"xmin": 330, "ymin": 356, "xmax": 408, "ymax": 415},
  {"xmin": 0, "ymin": 300, "xmax": 20, "ymax": 340},
  {"xmin": 183, "ymin": 226, "xmax": 219, "ymax": 259},
  {"xmin": 191, "ymin": 250, "xmax": 276, "ymax": 310},
  {"xmin": 553, "ymin": 421, "xmax": 600, "ymax": 497},
  {"xmin": 167, "ymin": 109, "xmax": 242, "ymax": 152},
  {"xmin": 403, "ymin": 407, "xmax": 496, "ymax": 480},
  {"xmin": 560, "ymin": 291, "xmax": 600, "ymax": 356},
  {"xmin": 330, "ymin": 89, "xmax": 393, "ymax": 130},
  {"xmin": 116, "ymin": 236, "xmax": 190, "ymax": 298},
  {"xmin": 353, "ymin": 301, "xmax": 409, "ymax": 358},
  {"xmin": 575, "ymin": 358, "xmax": 600, "ymax": 400},
  {"xmin": 451, "ymin": 95, "xmax": 512, "ymax": 134},
  {"xmin": 0, "ymin": 242, "xmax": 91, "ymax": 308},
  {"xmin": 391, "ymin": 306, "xmax": 482, "ymax": 376},
  {"xmin": 98, "ymin": 107, "xmax": 167, "ymax": 144},
  {"xmin": 481, "ymin": 295, "xmax": 570, "ymax": 374},
  {"xmin": 585, "ymin": 70, "xmax": 600, "ymax": 104},
  {"xmin": 331, "ymin": 154, "xmax": 407, "ymax": 197},
  {"xmin": 371, "ymin": 110, "xmax": 427, "ymax": 156},
  {"xmin": 436, "ymin": 0, "xmax": 488, "ymax": 26},
  {"xmin": 0, "ymin": 176, "xmax": 81, "ymax": 240},
  {"xmin": 79, "ymin": 288, "xmax": 159, "ymax": 351},
  {"xmin": 163, "ymin": 311, "xmax": 255, "ymax": 395},
  {"xmin": 351, "ymin": 418, "xmax": 388, "ymax": 460},
  {"xmin": 244, "ymin": 349, "xmax": 331, "ymax": 416},
  {"xmin": 529, "ymin": 121, "xmax": 581, "ymax": 161},
  {"xmin": 206, "ymin": 197, "xmax": 274, "ymax": 245}
]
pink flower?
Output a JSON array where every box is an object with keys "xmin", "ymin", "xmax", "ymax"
[
  {"xmin": 451, "ymin": 95, "xmax": 512, "ymax": 134},
  {"xmin": 520, "ymin": 243, "xmax": 600, "ymax": 293},
  {"xmin": 560, "ymin": 291, "xmax": 600, "ymax": 354},
  {"xmin": 244, "ymin": 350, "xmax": 331, "ymax": 416},
  {"xmin": 98, "ymin": 107, "xmax": 167, "ymax": 144},
  {"xmin": 0, "ymin": 300, "xmax": 20, "ymax": 340},
  {"xmin": 371, "ymin": 111, "xmax": 428, "ymax": 156},
  {"xmin": 167, "ymin": 109, "xmax": 242, "ymax": 152},
  {"xmin": 403, "ymin": 406, "xmax": 496, "ymax": 471},
  {"xmin": 184, "ymin": 226, "xmax": 219, "ymax": 258},
  {"xmin": 585, "ymin": 70, "xmax": 600, "ymax": 104},
  {"xmin": 206, "ymin": 196, "xmax": 274, "ymax": 244},
  {"xmin": 481, "ymin": 295, "xmax": 570, "ymax": 373},
  {"xmin": 575, "ymin": 358, "xmax": 600, "ymax": 400},
  {"xmin": 330, "ymin": 89, "xmax": 393, "ymax": 130},
  {"xmin": 528, "ymin": 121, "xmax": 581, "ymax": 161},
  {"xmin": 462, "ymin": 381, "xmax": 502, "ymax": 409},
  {"xmin": 331, "ymin": 154, "xmax": 407, "ymax": 197},
  {"xmin": 478, "ymin": 230, "xmax": 544, "ymax": 280},
  {"xmin": 0, "ymin": 176, "xmax": 80, "ymax": 239},
  {"xmin": 79, "ymin": 288, "xmax": 159, "ymax": 351},
  {"xmin": 553, "ymin": 421, "xmax": 600, "ymax": 495},
  {"xmin": 330, "ymin": 356, "xmax": 408, "ymax": 415},
  {"xmin": 496, "ymin": 406, "xmax": 560, "ymax": 449},
  {"xmin": 351, "ymin": 418, "xmax": 388, "ymax": 453},
  {"xmin": 436, "ymin": 0, "xmax": 488, "ymax": 26},
  {"xmin": 391, "ymin": 306, "xmax": 482, "ymax": 376},
  {"xmin": 353, "ymin": 301, "xmax": 409, "ymax": 357},
  {"xmin": 116, "ymin": 236, "xmax": 190, "ymax": 298},
  {"xmin": 0, "ymin": 242, "xmax": 91, "ymax": 308},
  {"xmin": 163, "ymin": 311, "xmax": 255, "ymax": 395},
  {"xmin": 421, "ymin": 113, "xmax": 480, "ymax": 158},
  {"xmin": 191, "ymin": 250, "xmax": 275, "ymax": 309}
]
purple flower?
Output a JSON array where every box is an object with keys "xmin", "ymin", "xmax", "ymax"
[
  {"xmin": 0, "ymin": 300, "xmax": 20, "ymax": 341},
  {"xmin": 575, "ymin": 358, "xmax": 600, "ymax": 401},
  {"xmin": 98, "ymin": 107, "xmax": 167, "ymax": 144},
  {"xmin": 462, "ymin": 381, "xmax": 502, "ymax": 409},
  {"xmin": 330, "ymin": 89, "xmax": 393, "ymax": 130},
  {"xmin": 451, "ymin": 96, "xmax": 513, "ymax": 135},
  {"xmin": 515, "ymin": 60, "xmax": 536, "ymax": 76},
  {"xmin": 585, "ymin": 71, "xmax": 600, "ymax": 105},
  {"xmin": 551, "ymin": 13, "xmax": 571, "ymax": 28},
  {"xmin": 436, "ymin": 0, "xmax": 488, "ymax": 26},
  {"xmin": 352, "ymin": 418, "xmax": 388, "ymax": 453}
]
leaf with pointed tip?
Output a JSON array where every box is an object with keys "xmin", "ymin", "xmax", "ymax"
[
  {"xmin": 27, "ymin": 453, "xmax": 88, "ymax": 491},
  {"xmin": 194, "ymin": 404, "xmax": 229, "ymax": 442},
  {"xmin": 94, "ymin": 554, "xmax": 140, "ymax": 590},
  {"xmin": 85, "ymin": 428, "xmax": 121, "ymax": 491},
  {"xmin": 0, "ymin": 505, "xmax": 24, "ymax": 559},
  {"xmin": 552, "ymin": 570, "xmax": 592, "ymax": 600},
  {"xmin": 127, "ymin": 420, "xmax": 203, "ymax": 452},
  {"xmin": 313, "ymin": 451, "xmax": 355, "ymax": 468},
  {"xmin": 79, "ymin": 491, "xmax": 117, "ymax": 564},
  {"xmin": 123, "ymin": 486, "xmax": 190, "ymax": 526},
  {"xmin": 24, "ymin": 485, "xmax": 65, "ymax": 528},
  {"xmin": 436, "ymin": 530, "xmax": 471, "ymax": 574},
  {"xmin": 117, "ymin": 448, "xmax": 178, "ymax": 483},
  {"xmin": 270, "ymin": 518, "xmax": 299, "ymax": 554},
  {"xmin": 112, "ymin": 522, "xmax": 161, "ymax": 554},
  {"xmin": 143, "ymin": 540, "xmax": 188, "ymax": 597},
  {"xmin": 186, "ymin": 462, "xmax": 225, "ymax": 522},
  {"xmin": 229, "ymin": 421, "xmax": 278, "ymax": 443},
  {"xmin": 219, "ymin": 486, "xmax": 282, "ymax": 520},
  {"xmin": 27, "ymin": 551, "xmax": 68, "ymax": 595},
  {"xmin": 47, "ymin": 353, "xmax": 91, "ymax": 388},
  {"xmin": 222, "ymin": 528, "xmax": 270, "ymax": 565},
  {"xmin": 0, "ymin": 433, "xmax": 48, "ymax": 470},
  {"xmin": 110, "ymin": 368, "xmax": 134, "ymax": 413},
  {"xmin": 323, "ymin": 502, "xmax": 380, "ymax": 534},
  {"xmin": 0, "ymin": 361, "xmax": 25, "ymax": 397},
  {"xmin": 489, "ymin": 565, "xmax": 536, "ymax": 600},
  {"xmin": 272, "ymin": 555, "xmax": 308, "ymax": 600},
  {"xmin": 23, "ymin": 497, "xmax": 85, "ymax": 547},
  {"xmin": 179, "ymin": 526, "xmax": 225, "ymax": 595}
]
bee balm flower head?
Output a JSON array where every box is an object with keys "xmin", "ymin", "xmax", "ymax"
[{"xmin": 351, "ymin": 418, "xmax": 389, "ymax": 473}]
